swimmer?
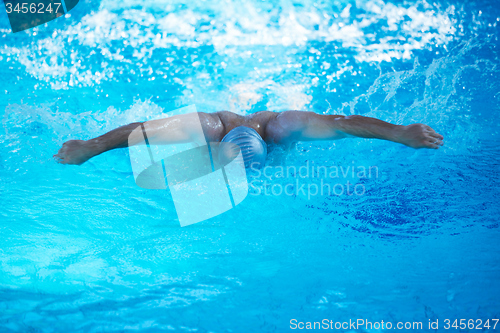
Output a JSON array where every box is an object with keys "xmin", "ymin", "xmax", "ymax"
[{"xmin": 54, "ymin": 110, "xmax": 444, "ymax": 167}]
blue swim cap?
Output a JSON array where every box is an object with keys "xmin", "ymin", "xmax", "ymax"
[{"xmin": 219, "ymin": 126, "xmax": 267, "ymax": 169}]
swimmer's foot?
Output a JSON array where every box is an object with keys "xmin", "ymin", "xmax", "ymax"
[
  {"xmin": 398, "ymin": 123, "xmax": 444, "ymax": 149},
  {"xmin": 54, "ymin": 140, "xmax": 96, "ymax": 165}
]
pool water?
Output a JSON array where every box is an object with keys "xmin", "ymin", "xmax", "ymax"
[{"xmin": 1, "ymin": 0, "xmax": 499, "ymax": 331}]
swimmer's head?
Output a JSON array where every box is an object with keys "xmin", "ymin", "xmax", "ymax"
[{"xmin": 218, "ymin": 126, "xmax": 267, "ymax": 169}]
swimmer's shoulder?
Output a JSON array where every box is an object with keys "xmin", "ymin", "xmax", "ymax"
[
  {"xmin": 214, "ymin": 111, "xmax": 243, "ymax": 125},
  {"xmin": 252, "ymin": 110, "xmax": 279, "ymax": 120},
  {"xmin": 213, "ymin": 110, "xmax": 279, "ymax": 140},
  {"xmin": 263, "ymin": 111, "xmax": 298, "ymax": 144},
  {"xmin": 248, "ymin": 111, "xmax": 279, "ymax": 141},
  {"xmin": 198, "ymin": 111, "xmax": 226, "ymax": 142}
]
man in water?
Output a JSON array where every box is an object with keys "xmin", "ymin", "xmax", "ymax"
[{"xmin": 54, "ymin": 110, "xmax": 444, "ymax": 166}]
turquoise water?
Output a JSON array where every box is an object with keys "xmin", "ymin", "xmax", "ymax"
[{"xmin": 1, "ymin": 0, "xmax": 500, "ymax": 331}]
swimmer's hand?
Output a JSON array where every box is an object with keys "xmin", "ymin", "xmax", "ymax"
[
  {"xmin": 398, "ymin": 123, "xmax": 444, "ymax": 149},
  {"xmin": 54, "ymin": 140, "xmax": 96, "ymax": 165}
]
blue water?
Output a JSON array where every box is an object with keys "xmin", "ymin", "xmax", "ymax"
[{"xmin": 1, "ymin": 0, "xmax": 500, "ymax": 332}]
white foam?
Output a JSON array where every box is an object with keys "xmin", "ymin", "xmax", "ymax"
[{"xmin": 0, "ymin": 0, "xmax": 464, "ymax": 91}]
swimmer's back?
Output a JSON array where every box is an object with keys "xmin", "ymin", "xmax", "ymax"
[{"xmin": 215, "ymin": 111, "xmax": 278, "ymax": 141}]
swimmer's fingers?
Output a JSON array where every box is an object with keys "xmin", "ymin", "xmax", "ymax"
[
  {"xmin": 423, "ymin": 125, "xmax": 444, "ymax": 139},
  {"xmin": 423, "ymin": 126, "xmax": 444, "ymax": 148},
  {"xmin": 402, "ymin": 123, "xmax": 443, "ymax": 149},
  {"xmin": 53, "ymin": 152, "xmax": 66, "ymax": 164},
  {"xmin": 54, "ymin": 154, "xmax": 67, "ymax": 163},
  {"xmin": 425, "ymin": 133, "xmax": 444, "ymax": 144},
  {"xmin": 54, "ymin": 143, "xmax": 68, "ymax": 164},
  {"xmin": 427, "ymin": 130, "xmax": 444, "ymax": 141},
  {"xmin": 425, "ymin": 138, "xmax": 444, "ymax": 149}
]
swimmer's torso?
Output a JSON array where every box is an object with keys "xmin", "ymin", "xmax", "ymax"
[
  {"xmin": 200, "ymin": 110, "xmax": 304, "ymax": 146},
  {"xmin": 216, "ymin": 111, "xmax": 277, "ymax": 140}
]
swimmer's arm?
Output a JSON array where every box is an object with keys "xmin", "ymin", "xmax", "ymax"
[
  {"xmin": 54, "ymin": 122, "xmax": 143, "ymax": 165},
  {"xmin": 270, "ymin": 111, "xmax": 443, "ymax": 149},
  {"xmin": 332, "ymin": 115, "xmax": 444, "ymax": 149},
  {"xmin": 55, "ymin": 113, "xmax": 221, "ymax": 165}
]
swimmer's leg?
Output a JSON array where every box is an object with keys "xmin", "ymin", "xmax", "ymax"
[{"xmin": 55, "ymin": 112, "xmax": 223, "ymax": 165}]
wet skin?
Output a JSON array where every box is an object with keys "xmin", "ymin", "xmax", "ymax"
[{"xmin": 55, "ymin": 110, "xmax": 444, "ymax": 165}]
